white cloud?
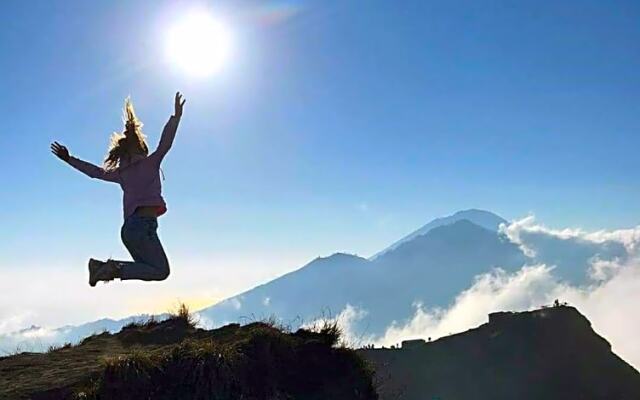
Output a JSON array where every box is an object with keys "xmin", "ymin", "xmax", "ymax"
[
  {"xmin": 500, "ymin": 215, "xmax": 640, "ymax": 257},
  {"xmin": 375, "ymin": 265, "xmax": 561, "ymax": 346},
  {"xmin": 0, "ymin": 325, "xmax": 67, "ymax": 354},
  {"xmin": 588, "ymin": 258, "xmax": 622, "ymax": 281},
  {"xmin": 0, "ymin": 312, "xmax": 35, "ymax": 336},
  {"xmin": 301, "ymin": 304, "xmax": 374, "ymax": 347},
  {"xmin": 195, "ymin": 313, "xmax": 216, "ymax": 330}
]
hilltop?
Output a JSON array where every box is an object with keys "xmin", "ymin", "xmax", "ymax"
[
  {"xmin": 360, "ymin": 305, "xmax": 640, "ymax": 400},
  {"xmin": 0, "ymin": 309, "xmax": 377, "ymax": 400}
]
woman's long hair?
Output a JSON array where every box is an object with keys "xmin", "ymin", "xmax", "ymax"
[{"xmin": 104, "ymin": 97, "xmax": 149, "ymax": 170}]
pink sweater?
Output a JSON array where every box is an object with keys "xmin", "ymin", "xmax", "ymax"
[{"xmin": 68, "ymin": 115, "xmax": 181, "ymax": 219}]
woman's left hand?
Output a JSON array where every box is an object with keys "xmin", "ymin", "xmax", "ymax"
[{"xmin": 174, "ymin": 92, "xmax": 186, "ymax": 118}]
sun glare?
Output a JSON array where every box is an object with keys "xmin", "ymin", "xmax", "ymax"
[{"xmin": 166, "ymin": 11, "xmax": 232, "ymax": 77}]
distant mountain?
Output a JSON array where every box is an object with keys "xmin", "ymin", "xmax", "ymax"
[
  {"xmin": 360, "ymin": 305, "xmax": 640, "ymax": 400},
  {"xmin": 0, "ymin": 314, "xmax": 163, "ymax": 353},
  {"xmin": 206, "ymin": 252, "xmax": 371, "ymax": 326},
  {"xmin": 370, "ymin": 209, "xmax": 507, "ymax": 259},
  {"xmin": 199, "ymin": 216, "xmax": 527, "ymax": 335}
]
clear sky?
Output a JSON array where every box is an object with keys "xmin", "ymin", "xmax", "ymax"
[{"xmin": 1, "ymin": 0, "xmax": 639, "ymax": 328}]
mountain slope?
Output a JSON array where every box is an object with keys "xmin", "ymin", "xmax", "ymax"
[
  {"xmin": 206, "ymin": 252, "xmax": 371, "ymax": 326},
  {"xmin": 362, "ymin": 219, "xmax": 526, "ymax": 331},
  {"xmin": 200, "ymin": 218, "xmax": 527, "ymax": 335},
  {"xmin": 360, "ymin": 305, "xmax": 640, "ymax": 400}
]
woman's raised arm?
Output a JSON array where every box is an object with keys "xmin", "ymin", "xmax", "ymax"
[
  {"xmin": 151, "ymin": 92, "xmax": 185, "ymax": 163},
  {"xmin": 51, "ymin": 141, "xmax": 120, "ymax": 183}
]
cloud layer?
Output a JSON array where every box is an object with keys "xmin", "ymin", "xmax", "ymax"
[{"xmin": 333, "ymin": 217, "xmax": 640, "ymax": 367}]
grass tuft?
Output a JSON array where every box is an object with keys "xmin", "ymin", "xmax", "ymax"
[
  {"xmin": 169, "ymin": 302, "xmax": 197, "ymax": 328},
  {"xmin": 47, "ymin": 342, "xmax": 73, "ymax": 353}
]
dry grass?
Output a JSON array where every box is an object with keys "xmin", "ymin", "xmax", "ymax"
[
  {"xmin": 1, "ymin": 304, "xmax": 378, "ymax": 400},
  {"xmin": 48, "ymin": 342, "xmax": 73, "ymax": 353}
]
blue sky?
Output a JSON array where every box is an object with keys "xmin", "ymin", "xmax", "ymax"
[{"xmin": 1, "ymin": 0, "xmax": 640, "ymax": 327}]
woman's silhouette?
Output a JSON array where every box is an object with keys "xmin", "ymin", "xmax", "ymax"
[{"xmin": 51, "ymin": 92, "xmax": 186, "ymax": 286}]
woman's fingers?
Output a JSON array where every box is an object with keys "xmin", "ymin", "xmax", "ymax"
[{"xmin": 51, "ymin": 142, "xmax": 69, "ymax": 160}]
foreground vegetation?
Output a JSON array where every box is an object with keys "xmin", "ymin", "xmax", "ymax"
[{"xmin": 0, "ymin": 306, "xmax": 377, "ymax": 400}]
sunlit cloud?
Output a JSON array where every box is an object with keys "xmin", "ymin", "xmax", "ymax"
[
  {"xmin": 247, "ymin": 1, "xmax": 304, "ymax": 26},
  {"xmin": 500, "ymin": 215, "xmax": 640, "ymax": 257}
]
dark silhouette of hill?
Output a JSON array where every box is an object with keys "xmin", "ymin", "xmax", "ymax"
[
  {"xmin": 360, "ymin": 305, "xmax": 640, "ymax": 400},
  {"xmin": 0, "ymin": 312, "xmax": 377, "ymax": 400}
]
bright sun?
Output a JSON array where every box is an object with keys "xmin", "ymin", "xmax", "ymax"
[{"xmin": 166, "ymin": 12, "xmax": 232, "ymax": 77}]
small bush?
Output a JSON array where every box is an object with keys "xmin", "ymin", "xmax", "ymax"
[
  {"xmin": 122, "ymin": 315, "xmax": 159, "ymax": 331},
  {"xmin": 47, "ymin": 342, "xmax": 73, "ymax": 353},
  {"xmin": 169, "ymin": 303, "xmax": 197, "ymax": 328}
]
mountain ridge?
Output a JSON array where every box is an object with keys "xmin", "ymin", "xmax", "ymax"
[{"xmin": 370, "ymin": 209, "xmax": 507, "ymax": 259}]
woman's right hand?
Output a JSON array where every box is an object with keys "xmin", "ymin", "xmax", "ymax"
[{"xmin": 51, "ymin": 141, "xmax": 70, "ymax": 162}]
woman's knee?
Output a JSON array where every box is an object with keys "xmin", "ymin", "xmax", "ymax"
[
  {"xmin": 155, "ymin": 262, "xmax": 170, "ymax": 281},
  {"xmin": 158, "ymin": 267, "xmax": 170, "ymax": 280}
]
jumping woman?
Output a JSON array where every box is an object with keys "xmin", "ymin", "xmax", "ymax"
[{"xmin": 51, "ymin": 92, "xmax": 186, "ymax": 286}]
